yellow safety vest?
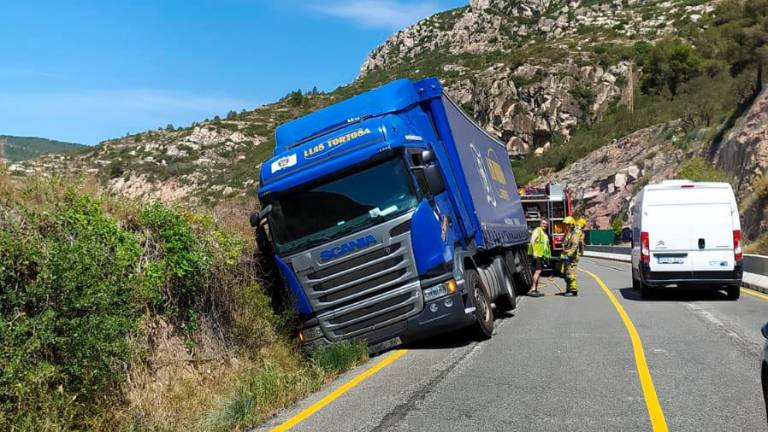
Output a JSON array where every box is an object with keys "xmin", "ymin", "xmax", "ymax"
[{"xmin": 528, "ymin": 226, "xmax": 551, "ymax": 258}]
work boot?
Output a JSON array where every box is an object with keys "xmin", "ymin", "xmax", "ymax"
[
  {"xmin": 529, "ymin": 290, "xmax": 544, "ymax": 297},
  {"xmin": 564, "ymin": 291, "xmax": 575, "ymax": 297}
]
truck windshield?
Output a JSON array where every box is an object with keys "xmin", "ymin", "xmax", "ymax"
[{"xmin": 269, "ymin": 158, "xmax": 418, "ymax": 255}]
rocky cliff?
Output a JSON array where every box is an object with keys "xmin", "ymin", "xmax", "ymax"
[
  {"xmin": 535, "ymin": 121, "xmax": 712, "ymax": 228},
  {"xmin": 361, "ymin": 0, "xmax": 714, "ymax": 155},
  {"xmin": 714, "ymin": 89, "xmax": 768, "ymax": 244}
]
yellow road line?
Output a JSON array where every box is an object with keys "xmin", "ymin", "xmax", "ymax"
[
  {"xmin": 271, "ymin": 349, "xmax": 409, "ymax": 432},
  {"xmin": 741, "ymin": 288, "xmax": 768, "ymax": 301},
  {"xmin": 581, "ymin": 269, "xmax": 669, "ymax": 432}
]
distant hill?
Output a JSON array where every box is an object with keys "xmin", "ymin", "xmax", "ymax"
[{"xmin": 0, "ymin": 135, "xmax": 87, "ymax": 162}]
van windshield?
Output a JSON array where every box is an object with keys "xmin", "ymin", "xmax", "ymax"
[{"xmin": 268, "ymin": 158, "xmax": 419, "ymax": 255}]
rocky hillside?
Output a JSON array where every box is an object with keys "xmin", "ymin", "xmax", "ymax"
[
  {"xmin": 714, "ymin": 88, "xmax": 768, "ymax": 250},
  {"xmin": 12, "ymin": 0, "xmax": 767, "ymax": 244},
  {"xmin": 359, "ymin": 0, "xmax": 714, "ymax": 155},
  {"xmin": 0, "ymin": 135, "xmax": 86, "ymax": 162}
]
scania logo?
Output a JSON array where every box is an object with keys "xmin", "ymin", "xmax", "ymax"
[{"xmin": 320, "ymin": 235, "xmax": 377, "ymax": 262}]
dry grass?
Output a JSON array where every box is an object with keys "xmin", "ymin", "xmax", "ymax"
[{"xmin": 121, "ymin": 318, "xmax": 249, "ymax": 431}]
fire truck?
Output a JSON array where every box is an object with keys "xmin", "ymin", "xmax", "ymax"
[{"xmin": 519, "ymin": 183, "xmax": 573, "ymax": 273}]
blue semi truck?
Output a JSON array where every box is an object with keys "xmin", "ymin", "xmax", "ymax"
[{"xmin": 251, "ymin": 77, "xmax": 533, "ymax": 351}]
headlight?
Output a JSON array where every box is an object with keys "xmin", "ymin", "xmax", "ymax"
[
  {"xmin": 422, "ymin": 278, "xmax": 458, "ymax": 302},
  {"xmin": 299, "ymin": 326, "xmax": 323, "ymax": 342}
]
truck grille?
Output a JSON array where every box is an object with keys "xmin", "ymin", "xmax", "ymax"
[{"xmin": 293, "ymin": 214, "xmax": 421, "ymax": 341}]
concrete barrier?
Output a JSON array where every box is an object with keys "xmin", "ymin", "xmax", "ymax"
[{"xmin": 583, "ymin": 246, "xmax": 768, "ymax": 295}]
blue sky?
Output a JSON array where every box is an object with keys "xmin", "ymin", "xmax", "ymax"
[{"xmin": 0, "ymin": 0, "xmax": 466, "ymax": 145}]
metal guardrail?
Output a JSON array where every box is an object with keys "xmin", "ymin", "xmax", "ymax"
[
  {"xmin": 585, "ymin": 245, "xmax": 631, "ymax": 255},
  {"xmin": 585, "ymin": 245, "xmax": 768, "ymax": 276},
  {"xmin": 744, "ymin": 254, "xmax": 768, "ymax": 275}
]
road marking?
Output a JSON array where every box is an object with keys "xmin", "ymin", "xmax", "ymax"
[
  {"xmin": 270, "ymin": 349, "xmax": 409, "ymax": 432},
  {"xmin": 581, "ymin": 269, "xmax": 669, "ymax": 432},
  {"xmin": 741, "ymin": 288, "xmax": 768, "ymax": 301}
]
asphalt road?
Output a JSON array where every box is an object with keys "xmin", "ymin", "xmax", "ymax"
[{"xmin": 256, "ymin": 258, "xmax": 768, "ymax": 432}]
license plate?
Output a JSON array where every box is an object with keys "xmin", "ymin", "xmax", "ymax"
[
  {"xmin": 367, "ymin": 336, "xmax": 402, "ymax": 354},
  {"xmin": 657, "ymin": 257, "xmax": 684, "ymax": 264}
]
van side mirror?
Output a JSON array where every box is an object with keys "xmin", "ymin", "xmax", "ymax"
[{"xmin": 424, "ymin": 165, "xmax": 446, "ymax": 195}]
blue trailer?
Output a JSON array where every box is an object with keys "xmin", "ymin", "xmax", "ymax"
[{"xmin": 253, "ymin": 77, "xmax": 532, "ymax": 350}]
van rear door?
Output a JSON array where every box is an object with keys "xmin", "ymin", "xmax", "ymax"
[
  {"xmin": 686, "ymin": 202, "xmax": 734, "ymax": 272},
  {"xmin": 645, "ymin": 204, "xmax": 696, "ymax": 273}
]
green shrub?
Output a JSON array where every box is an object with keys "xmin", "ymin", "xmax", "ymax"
[
  {"xmin": 676, "ymin": 157, "xmax": 729, "ymax": 182},
  {"xmin": 753, "ymin": 176, "xmax": 768, "ymax": 199},
  {"xmin": 0, "ymin": 187, "xmax": 143, "ymax": 429},
  {"xmin": 309, "ymin": 341, "xmax": 368, "ymax": 374}
]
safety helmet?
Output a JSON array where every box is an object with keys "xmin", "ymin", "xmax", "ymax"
[
  {"xmin": 563, "ymin": 216, "xmax": 576, "ymax": 225},
  {"xmin": 577, "ymin": 217, "xmax": 587, "ymax": 228}
]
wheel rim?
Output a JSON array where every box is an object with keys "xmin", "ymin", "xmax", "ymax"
[{"xmin": 474, "ymin": 280, "xmax": 490, "ymax": 322}]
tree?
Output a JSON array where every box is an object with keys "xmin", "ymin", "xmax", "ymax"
[
  {"xmin": 226, "ymin": 110, "xmax": 237, "ymax": 120},
  {"xmin": 213, "ymin": 115, "xmax": 221, "ymax": 122},
  {"xmin": 287, "ymin": 89, "xmax": 304, "ymax": 107},
  {"xmin": 706, "ymin": 0, "xmax": 768, "ymax": 89},
  {"xmin": 165, "ymin": 124, "xmax": 174, "ymax": 131},
  {"xmin": 611, "ymin": 217, "xmax": 624, "ymax": 240},
  {"xmin": 640, "ymin": 38, "xmax": 703, "ymax": 98}
]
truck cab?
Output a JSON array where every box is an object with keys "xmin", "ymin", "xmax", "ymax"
[{"xmin": 255, "ymin": 78, "xmax": 531, "ymax": 350}]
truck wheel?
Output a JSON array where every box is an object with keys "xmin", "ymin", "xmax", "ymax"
[
  {"xmin": 726, "ymin": 285, "xmax": 740, "ymax": 300},
  {"xmin": 496, "ymin": 261, "xmax": 517, "ymax": 312},
  {"xmin": 466, "ymin": 268, "xmax": 493, "ymax": 340},
  {"xmin": 509, "ymin": 249, "xmax": 532, "ymax": 295}
]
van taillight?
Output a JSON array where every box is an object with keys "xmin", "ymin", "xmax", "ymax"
[
  {"xmin": 733, "ymin": 229, "xmax": 743, "ymax": 261},
  {"xmin": 641, "ymin": 231, "xmax": 650, "ymax": 263}
]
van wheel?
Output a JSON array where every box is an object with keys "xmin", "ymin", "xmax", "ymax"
[
  {"xmin": 466, "ymin": 268, "xmax": 493, "ymax": 340},
  {"xmin": 640, "ymin": 282, "xmax": 656, "ymax": 299},
  {"xmin": 726, "ymin": 285, "xmax": 740, "ymax": 300},
  {"xmin": 496, "ymin": 261, "xmax": 517, "ymax": 313}
]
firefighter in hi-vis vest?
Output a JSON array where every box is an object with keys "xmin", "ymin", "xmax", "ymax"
[{"xmin": 561, "ymin": 216, "xmax": 584, "ymax": 296}]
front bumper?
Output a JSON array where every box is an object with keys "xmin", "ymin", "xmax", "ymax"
[{"xmin": 301, "ymin": 281, "xmax": 475, "ymax": 350}]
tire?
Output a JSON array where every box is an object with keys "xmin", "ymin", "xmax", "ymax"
[
  {"xmin": 726, "ymin": 285, "xmax": 740, "ymax": 300},
  {"xmin": 761, "ymin": 362, "xmax": 768, "ymax": 420},
  {"xmin": 496, "ymin": 260, "xmax": 517, "ymax": 312},
  {"xmin": 632, "ymin": 268, "xmax": 639, "ymax": 290},
  {"xmin": 466, "ymin": 268, "xmax": 494, "ymax": 340},
  {"xmin": 509, "ymin": 249, "xmax": 533, "ymax": 295},
  {"xmin": 640, "ymin": 282, "xmax": 656, "ymax": 299}
]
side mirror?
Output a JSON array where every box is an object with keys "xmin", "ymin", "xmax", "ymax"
[
  {"xmin": 250, "ymin": 204, "xmax": 273, "ymax": 227},
  {"xmin": 424, "ymin": 165, "xmax": 446, "ymax": 195},
  {"xmin": 421, "ymin": 150, "xmax": 437, "ymax": 164}
]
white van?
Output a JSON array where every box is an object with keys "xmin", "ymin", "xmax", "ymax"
[{"xmin": 629, "ymin": 180, "xmax": 743, "ymax": 299}]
